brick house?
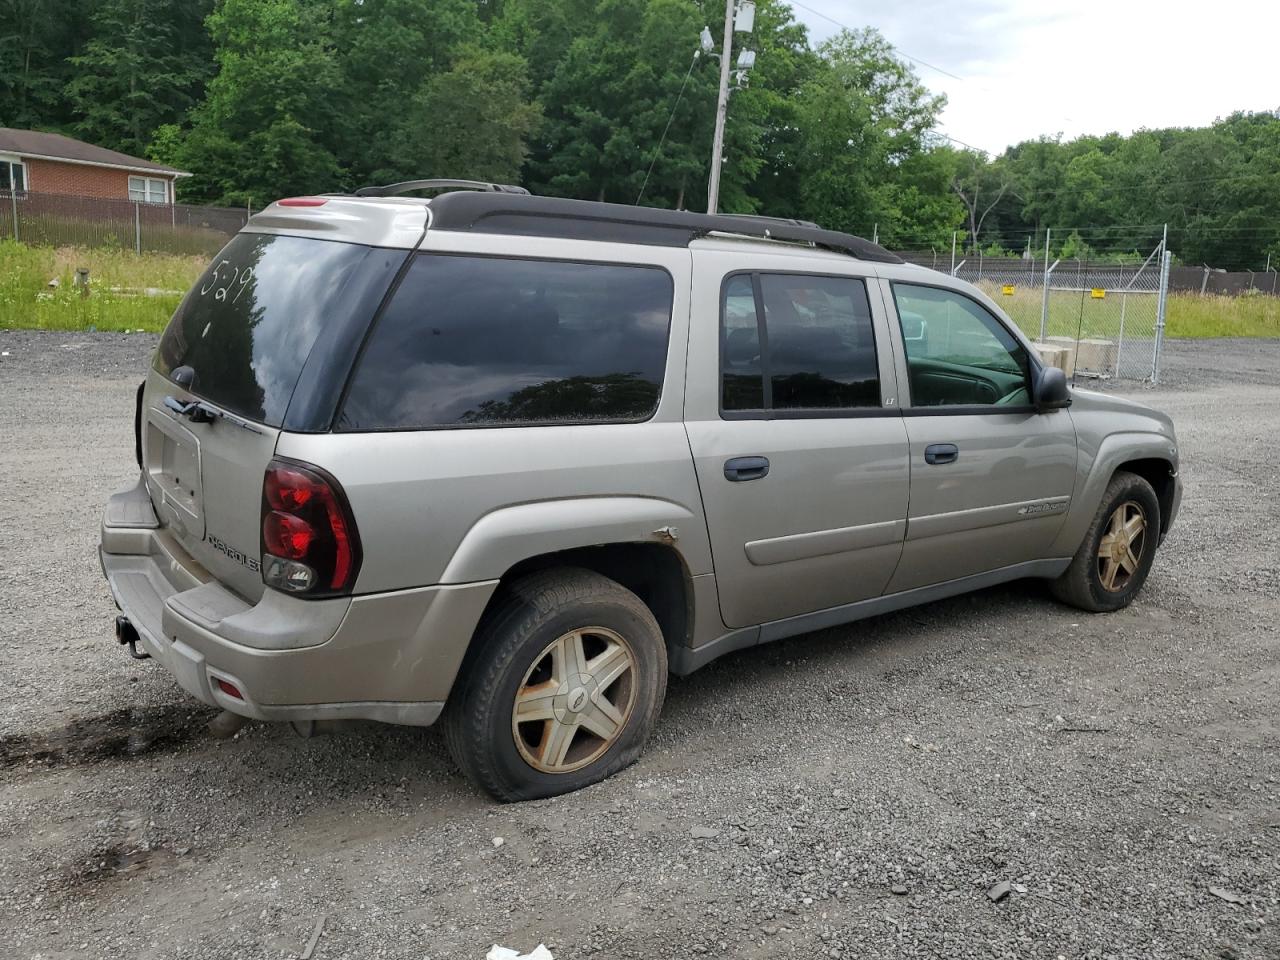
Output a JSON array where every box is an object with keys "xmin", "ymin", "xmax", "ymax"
[{"xmin": 0, "ymin": 127, "xmax": 189, "ymax": 204}]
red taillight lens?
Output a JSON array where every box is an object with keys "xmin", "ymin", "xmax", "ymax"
[
  {"xmin": 277, "ymin": 197, "xmax": 328, "ymax": 207},
  {"xmin": 265, "ymin": 466, "xmax": 317, "ymax": 512},
  {"xmin": 263, "ymin": 511, "xmax": 314, "ymax": 559},
  {"xmin": 261, "ymin": 459, "xmax": 361, "ymax": 596}
]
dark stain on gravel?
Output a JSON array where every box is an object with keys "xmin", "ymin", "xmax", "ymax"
[{"xmin": 0, "ymin": 705, "xmax": 216, "ymax": 767}]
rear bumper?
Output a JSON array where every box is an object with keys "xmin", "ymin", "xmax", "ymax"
[{"xmin": 100, "ymin": 477, "xmax": 497, "ymax": 726}]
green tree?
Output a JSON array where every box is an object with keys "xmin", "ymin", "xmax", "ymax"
[
  {"xmin": 333, "ymin": 0, "xmax": 482, "ymax": 184},
  {"xmin": 65, "ymin": 0, "xmax": 213, "ymax": 157},
  {"xmin": 176, "ymin": 0, "xmax": 344, "ymax": 205},
  {"xmin": 789, "ymin": 29, "xmax": 951, "ymax": 239},
  {"xmin": 393, "ymin": 48, "xmax": 541, "ymax": 183},
  {"xmin": 0, "ymin": 0, "xmax": 91, "ymax": 131}
]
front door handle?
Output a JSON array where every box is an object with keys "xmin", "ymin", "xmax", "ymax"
[
  {"xmin": 724, "ymin": 456, "xmax": 770, "ymax": 482},
  {"xmin": 924, "ymin": 443, "xmax": 958, "ymax": 465}
]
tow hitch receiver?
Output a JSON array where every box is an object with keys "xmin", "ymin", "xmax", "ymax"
[{"xmin": 115, "ymin": 615, "xmax": 151, "ymax": 660}]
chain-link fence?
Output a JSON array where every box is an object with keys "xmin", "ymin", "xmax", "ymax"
[
  {"xmin": 897, "ymin": 232, "xmax": 1172, "ymax": 383},
  {"xmin": 0, "ymin": 190, "xmax": 248, "ymax": 257}
]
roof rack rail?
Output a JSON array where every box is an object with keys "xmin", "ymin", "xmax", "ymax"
[
  {"xmin": 353, "ymin": 178, "xmax": 529, "ymax": 198},
  {"xmin": 424, "ymin": 192, "xmax": 903, "ymax": 264}
]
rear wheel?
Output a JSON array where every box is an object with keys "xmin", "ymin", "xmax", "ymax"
[
  {"xmin": 1051, "ymin": 471, "xmax": 1160, "ymax": 612},
  {"xmin": 444, "ymin": 567, "xmax": 667, "ymax": 801}
]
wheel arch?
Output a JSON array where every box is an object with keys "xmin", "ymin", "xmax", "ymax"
[
  {"xmin": 1113, "ymin": 456, "xmax": 1178, "ymax": 536},
  {"xmin": 486, "ymin": 542, "xmax": 694, "ymax": 656},
  {"xmin": 1051, "ymin": 432, "xmax": 1177, "ymax": 556}
]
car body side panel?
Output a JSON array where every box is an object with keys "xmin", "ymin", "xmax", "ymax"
[
  {"xmin": 276, "ymin": 230, "xmax": 709, "ymax": 595},
  {"xmin": 682, "ymin": 241, "xmax": 910, "ymax": 630},
  {"xmin": 888, "ymin": 408, "xmax": 1079, "ymax": 591}
]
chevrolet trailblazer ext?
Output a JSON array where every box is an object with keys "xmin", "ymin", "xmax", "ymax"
[{"xmin": 100, "ymin": 181, "xmax": 1181, "ymax": 801}]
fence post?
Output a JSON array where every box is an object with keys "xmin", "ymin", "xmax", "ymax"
[
  {"xmin": 1039, "ymin": 228, "xmax": 1051, "ymax": 341},
  {"xmin": 950, "ymin": 232, "xmax": 956, "ymax": 275},
  {"xmin": 133, "ymin": 201, "xmax": 141, "ymax": 254},
  {"xmin": 1200, "ymin": 265, "xmax": 1210, "ymax": 295},
  {"xmin": 10, "ymin": 188, "xmax": 18, "ymax": 242},
  {"xmin": 1153, "ymin": 227, "xmax": 1170, "ymax": 384}
]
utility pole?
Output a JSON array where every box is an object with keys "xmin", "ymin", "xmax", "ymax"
[{"xmin": 705, "ymin": 0, "xmax": 735, "ymax": 214}]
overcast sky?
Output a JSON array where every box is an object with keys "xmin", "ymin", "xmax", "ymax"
[{"xmin": 785, "ymin": 0, "xmax": 1279, "ymax": 154}]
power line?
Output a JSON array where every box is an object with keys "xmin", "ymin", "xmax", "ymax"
[
  {"xmin": 635, "ymin": 49, "xmax": 701, "ymax": 205},
  {"xmin": 785, "ymin": 0, "xmax": 965, "ymax": 82}
]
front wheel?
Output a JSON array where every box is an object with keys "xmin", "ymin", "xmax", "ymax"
[
  {"xmin": 1051, "ymin": 470, "xmax": 1161, "ymax": 612},
  {"xmin": 444, "ymin": 567, "xmax": 667, "ymax": 802}
]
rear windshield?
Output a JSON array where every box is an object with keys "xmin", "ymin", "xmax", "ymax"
[
  {"xmin": 155, "ymin": 233, "xmax": 376, "ymax": 426},
  {"xmin": 337, "ymin": 254, "xmax": 674, "ymax": 430}
]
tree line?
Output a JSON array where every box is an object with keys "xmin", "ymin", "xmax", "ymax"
[{"xmin": 2, "ymin": 0, "xmax": 1277, "ymax": 268}]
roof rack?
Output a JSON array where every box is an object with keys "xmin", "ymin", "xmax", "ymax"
[
  {"xmin": 353, "ymin": 178, "xmax": 529, "ymax": 198},
  {"xmin": 423, "ymin": 192, "xmax": 902, "ymax": 264}
]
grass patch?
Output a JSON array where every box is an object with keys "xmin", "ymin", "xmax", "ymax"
[
  {"xmin": 976, "ymin": 281, "xmax": 1280, "ymax": 340},
  {"xmin": 0, "ymin": 241, "xmax": 206, "ymax": 333},
  {"xmin": 2, "ymin": 240, "xmax": 1277, "ymax": 338}
]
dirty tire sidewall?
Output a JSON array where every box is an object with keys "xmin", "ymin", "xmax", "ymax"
[
  {"xmin": 446, "ymin": 568, "xmax": 667, "ymax": 802},
  {"xmin": 1051, "ymin": 471, "xmax": 1161, "ymax": 613}
]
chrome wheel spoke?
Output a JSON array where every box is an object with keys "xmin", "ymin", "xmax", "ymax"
[
  {"xmin": 553, "ymin": 630, "xmax": 589, "ymax": 683},
  {"xmin": 539, "ymin": 717, "xmax": 578, "ymax": 768},
  {"xmin": 1100, "ymin": 557, "xmax": 1120, "ymax": 591},
  {"xmin": 1121, "ymin": 546, "xmax": 1141, "ymax": 574},
  {"xmin": 514, "ymin": 682, "xmax": 557, "ymax": 722},
  {"xmin": 1123, "ymin": 512, "xmax": 1145, "ymax": 538},
  {"xmin": 587, "ymin": 641, "xmax": 631, "ymax": 691},
  {"xmin": 579, "ymin": 700, "xmax": 622, "ymax": 741}
]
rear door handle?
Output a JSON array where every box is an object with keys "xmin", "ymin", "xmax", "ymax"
[
  {"xmin": 924, "ymin": 443, "xmax": 958, "ymax": 465},
  {"xmin": 724, "ymin": 456, "xmax": 770, "ymax": 482}
]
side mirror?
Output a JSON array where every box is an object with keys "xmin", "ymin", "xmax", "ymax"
[{"xmin": 1033, "ymin": 365, "xmax": 1071, "ymax": 412}]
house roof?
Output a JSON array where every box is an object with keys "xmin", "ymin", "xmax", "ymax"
[{"xmin": 0, "ymin": 127, "xmax": 189, "ymax": 177}]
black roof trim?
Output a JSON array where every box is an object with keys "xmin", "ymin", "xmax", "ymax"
[
  {"xmin": 354, "ymin": 178, "xmax": 529, "ymax": 197},
  {"xmin": 424, "ymin": 193, "xmax": 904, "ymax": 264}
]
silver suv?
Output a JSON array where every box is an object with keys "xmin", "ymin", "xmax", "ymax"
[{"xmin": 101, "ymin": 181, "xmax": 1182, "ymax": 801}]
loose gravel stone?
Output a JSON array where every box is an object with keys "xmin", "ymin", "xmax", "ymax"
[{"xmin": 0, "ymin": 331, "xmax": 1278, "ymax": 959}]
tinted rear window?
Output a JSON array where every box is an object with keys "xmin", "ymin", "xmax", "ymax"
[
  {"xmin": 155, "ymin": 233, "xmax": 376, "ymax": 426},
  {"xmin": 337, "ymin": 254, "xmax": 674, "ymax": 430}
]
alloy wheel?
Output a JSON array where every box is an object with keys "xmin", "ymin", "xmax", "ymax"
[{"xmin": 511, "ymin": 627, "xmax": 637, "ymax": 774}]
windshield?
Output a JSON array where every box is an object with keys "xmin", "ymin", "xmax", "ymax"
[{"xmin": 155, "ymin": 233, "xmax": 375, "ymax": 426}]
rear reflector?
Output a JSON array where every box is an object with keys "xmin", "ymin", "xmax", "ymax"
[
  {"xmin": 277, "ymin": 197, "xmax": 328, "ymax": 207},
  {"xmin": 215, "ymin": 678, "xmax": 243, "ymax": 700}
]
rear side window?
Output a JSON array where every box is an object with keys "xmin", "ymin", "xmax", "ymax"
[
  {"xmin": 155, "ymin": 233, "xmax": 377, "ymax": 426},
  {"xmin": 721, "ymin": 272, "xmax": 880, "ymax": 415},
  {"xmin": 338, "ymin": 254, "xmax": 674, "ymax": 430}
]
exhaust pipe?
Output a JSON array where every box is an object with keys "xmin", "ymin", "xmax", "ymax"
[{"xmin": 114, "ymin": 615, "xmax": 150, "ymax": 660}]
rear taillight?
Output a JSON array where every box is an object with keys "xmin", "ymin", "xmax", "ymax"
[{"xmin": 261, "ymin": 459, "xmax": 361, "ymax": 597}]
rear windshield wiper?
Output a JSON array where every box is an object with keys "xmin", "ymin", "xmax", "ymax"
[{"xmin": 163, "ymin": 395, "xmax": 220, "ymax": 424}]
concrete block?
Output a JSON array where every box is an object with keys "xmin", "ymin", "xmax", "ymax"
[
  {"xmin": 1044, "ymin": 336, "xmax": 1077, "ymax": 377},
  {"xmin": 1033, "ymin": 344, "xmax": 1067, "ymax": 371},
  {"xmin": 1074, "ymin": 338, "xmax": 1117, "ymax": 374}
]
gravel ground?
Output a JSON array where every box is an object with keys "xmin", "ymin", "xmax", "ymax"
[{"xmin": 0, "ymin": 329, "xmax": 1277, "ymax": 960}]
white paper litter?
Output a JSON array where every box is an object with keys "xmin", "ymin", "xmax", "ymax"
[{"xmin": 485, "ymin": 944, "xmax": 554, "ymax": 960}]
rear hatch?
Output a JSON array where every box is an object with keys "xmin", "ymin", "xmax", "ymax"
[{"xmin": 143, "ymin": 226, "xmax": 409, "ymax": 600}]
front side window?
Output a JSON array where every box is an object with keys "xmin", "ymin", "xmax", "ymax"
[
  {"xmin": 0, "ymin": 160, "xmax": 25, "ymax": 193},
  {"xmin": 338, "ymin": 255, "xmax": 674, "ymax": 430},
  {"xmin": 892, "ymin": 283, "xmax": 1032, "ymax": 407},
  {"xmin": 721, "ymin": 272, "xmax": 880, "ymax": 414},
  {"xmin": 128, "ymin": 175, "xmax": 167, "ymax": 203}
]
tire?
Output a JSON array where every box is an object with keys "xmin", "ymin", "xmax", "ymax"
[
  {"xmin": 1050, "ymin": 470, "xmax": 1161, "ymax": 612},
  {"xmin": 444, "ymin": 567, "xmax": 668, "ymax": 802}
]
